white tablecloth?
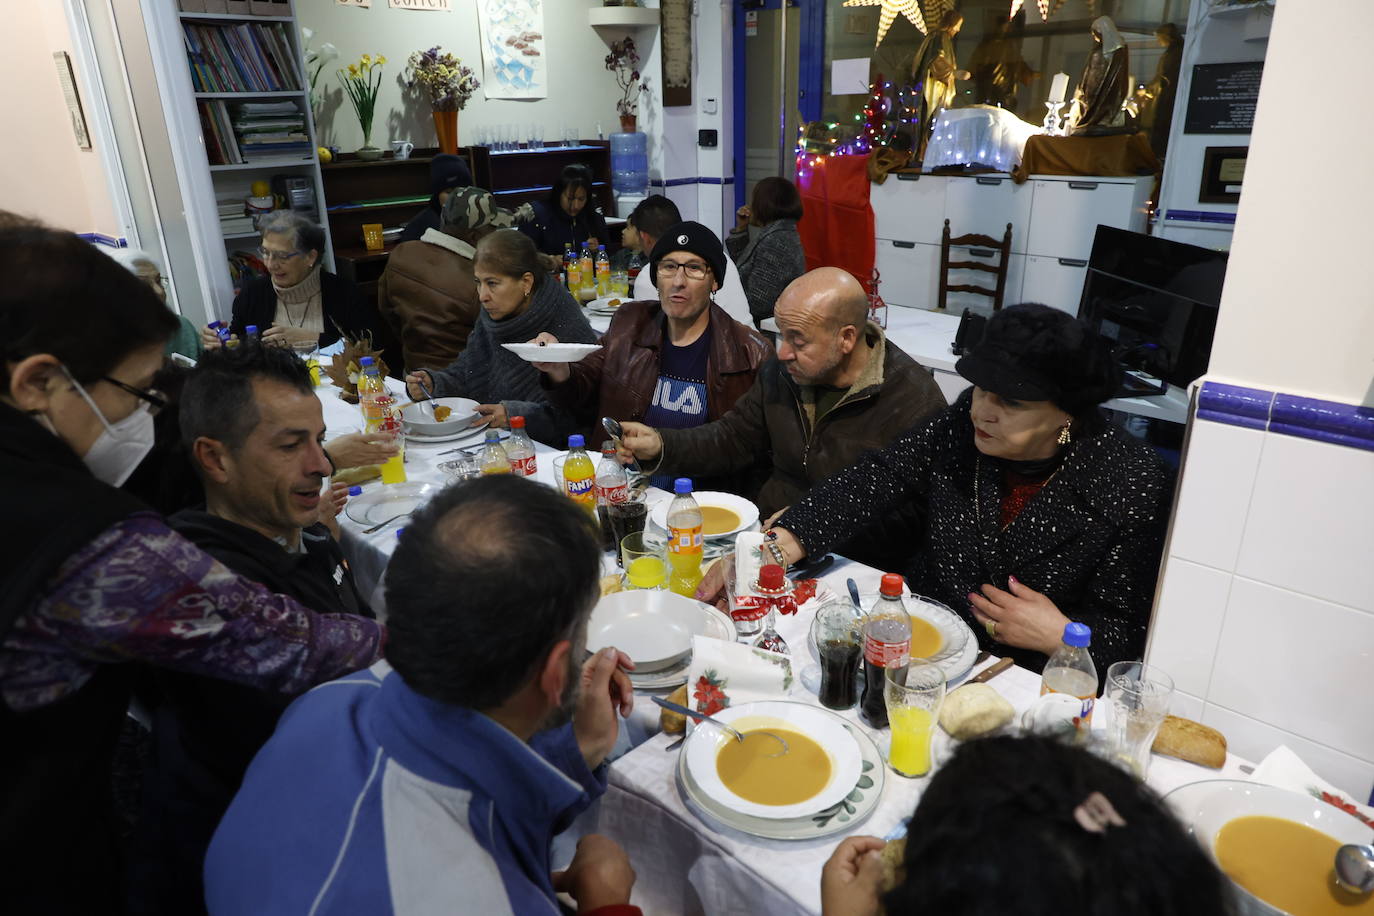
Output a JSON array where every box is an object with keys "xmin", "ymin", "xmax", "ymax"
[{"xmin": 568, "ymin": 557, "xmax": 1254, "ymax": 916}]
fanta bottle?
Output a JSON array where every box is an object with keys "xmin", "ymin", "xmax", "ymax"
[
  {"xmin": 665, "ymin": 478, "xmax": 703, "ymax": 597},
  {"xmin": 562, "ymin": 434, "xmax": 597, "ymax": 519}
]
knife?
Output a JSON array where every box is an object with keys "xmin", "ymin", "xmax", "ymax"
[
  {"xmin": 968, "ymin": 657, "xmax": 1014, "ymax": 684},
  {"xmin": 789, "ymin": 554, "xmax": 834, "ymax": 580}
]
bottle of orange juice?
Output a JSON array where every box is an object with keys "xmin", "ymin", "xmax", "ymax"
[
  {"xmin": 665, "ymin": 478, "xmax": 703, "ymax": 597},
  {"xmin": 562, "ymin": 434, "xmax": 597, "ymax": 519}
]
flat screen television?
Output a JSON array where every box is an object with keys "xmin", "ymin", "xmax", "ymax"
[{"xmin": 1078, "ymin": 226, "xmax": 1229, "ymax": 394}]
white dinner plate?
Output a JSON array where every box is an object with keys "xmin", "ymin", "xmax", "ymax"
[
  {"xmin": 344, "ymin": 482, "xmax": 438, "ymax": 527},
  {"xmin": 676, "ymin": 716, "xmax": 884, "ymax": 840},
  {"xmin": 683, "ymin": 700, "xmax": 864, "ymax": 820},
  {"xmin": 648, "ymin": 491, "xmax": 759, "ymax": 540},
  {"xmin": 400, "ymin": 397, "xmax": 479, "ymax": 436},
  {"xmin": 588, "ymin": 591, "xmax": 717, "ymax": 672},
  {"xmin": 404, "ymin": 416, "xmax": 492, "ymax": 445},
  {"xmin": 626, "ymin": 604, "xmax": 735, "ymax": 690},
  {"xmin": 501, "ymin": 342, "xmax": 603, "ymax": 363}
]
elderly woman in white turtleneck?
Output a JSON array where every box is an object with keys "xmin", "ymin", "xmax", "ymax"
[{"xmin": 201, "ymin": 210, "xmax": 392, "ymax": 361}]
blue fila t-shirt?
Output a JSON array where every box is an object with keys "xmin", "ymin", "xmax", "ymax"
[{"xmin": 644, "ymin": 326, "xmax": 711, "ymax": 489}]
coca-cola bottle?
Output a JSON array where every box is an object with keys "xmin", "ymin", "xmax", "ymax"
[
  {"xmin": 859, "ymin": 573, "xmax": 912, "ymax": 729},
  {"xmin": 595, "ymin": 441, "xmax": 629, "ymax": 549},
  {"xmin": 506, "ymin": 415, "xmax": 537, "ymax": 477}
]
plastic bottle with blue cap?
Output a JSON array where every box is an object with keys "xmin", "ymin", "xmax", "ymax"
[
  {"xmin": 665, "ymin": 478, "xmax": 703, "ymax": 597},
  {"xmin": 562, "ymin": 434, "xmax": 597, "ymax": 519},
  {"xmin": 1040, "ymin": 622, "xmax": 1098, "ymax": 729}
]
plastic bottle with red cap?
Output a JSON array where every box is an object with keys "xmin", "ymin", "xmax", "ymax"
[{"xmin": 859, "ymin": 573, "xmax": 912, "ymax": 729}]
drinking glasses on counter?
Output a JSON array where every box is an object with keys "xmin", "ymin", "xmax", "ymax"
[
  {"xmin": 621, "ymin": 532, "xmax": 666, "ymax": 590},
  {"xmin": 884, "ymin": 663, "xmax": 946, "ymax": 778}
]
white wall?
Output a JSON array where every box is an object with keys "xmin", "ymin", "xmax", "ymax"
[
  {"xmin": 3, "ymin": 3, "xmax": 120, "ymax": 237},
  {"xmin": 297, "ymin": 0, "xmax": 624, "ymax": 151},
  {"xmin": 1145, "ymin": 0, "xmax": 1374, "ymax": 803}
]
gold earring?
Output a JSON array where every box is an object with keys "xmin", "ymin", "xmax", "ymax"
[{"xmin": 1057, "ymin": 422, "xmax": 1072, "ymax": 446}]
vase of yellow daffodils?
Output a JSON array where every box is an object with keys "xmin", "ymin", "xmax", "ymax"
[{"xmin": 338, "ymin": 52, "xmax": 386, "ymax": 160}]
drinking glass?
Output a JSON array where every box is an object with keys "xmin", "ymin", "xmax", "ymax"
[
  {"xmin": 1103, "ymin": 661, "xmax": 1174, "ymax": 778},
  {"xmin": 620, "ymin": 531, "xmax": 666, "ymax": 589},
  {"xmin": 718, "ymin": 551, "xmax": 758, "ymax": 640},
  {"xmin": 884, "ymin": 662, "xmax": 945, "ymax": 777},
  {"xmin": 810, "ymin": 597, "xmax": 862, "ymax": 710},
  {"xmin": 550, "ymin": 454, "xmax": 567, "ymax": 493},
  {"xmin": 607, "ymin": 492, "xmax": 648, "ymax": 567}
]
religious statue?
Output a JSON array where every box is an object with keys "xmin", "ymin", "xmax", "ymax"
[
  {"xmin": 910, "ymin": 11, "xmax": 970, "ymax": 160},
  {"xmin": 1068, "ymin": 16, "xmax": 1131, "ymax": 135},
  {"xmin": 968, "ymin": 13, "xmax": 1038, "ymax": 111},
  {"xmin": 1142, "ymin": 22, "xmax": 1184, "ymax": 157}
]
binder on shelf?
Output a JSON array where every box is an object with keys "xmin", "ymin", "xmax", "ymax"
[
  {"xmin": 179, "ymin": 0, "xmax": 207, "ymax": 11},
  {"xmin": 226, "ymin": 0, "xmax": 251, "ymax": 13},
  {"xmin": 249, "ymin": 0, "xmax": 278, "ymax": 14},
  {"xmin": 202, "ymin": 0, "xmax": 229, "ymax": 13}
]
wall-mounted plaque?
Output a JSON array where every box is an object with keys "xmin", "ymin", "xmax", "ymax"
[
  {"xmin": 1184, "ymin": 61, "xmax": 1263, "ymax": 134},
  {"xmin": 661, "ymin": 0, "xmax": 692, "ymax": 107},
  {"xmin": 1198, "ymin": 145, "xmax": 1248, "ymax": 204}
]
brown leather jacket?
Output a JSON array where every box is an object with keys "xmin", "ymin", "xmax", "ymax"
[
  {"xmin": 545, "ymin": 298, "xmax": 773, "ymax": 441},
  {"xmin": 652, "ymin": 325, "xmax": 947, "ymax": 569},
  {"xmin": 376, "ymin": 230, "xmax": 480, "ymax": 374}
]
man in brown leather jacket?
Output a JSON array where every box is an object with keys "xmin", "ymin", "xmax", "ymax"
[
  {"xmin": 618, "ymin": 268, "xmax": 946, "ymax": 568},
  {"xmin": 378, "ymin": 188, "xmax": 528, "ymax": 374},
  {"xmin": 532, "ymin": 222, "xmax": 772, "ymax": 489}
]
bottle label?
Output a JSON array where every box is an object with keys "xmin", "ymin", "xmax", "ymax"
[
  {"xmin": 596, "ymin": 483, "xmax": 628, "ymax": 505},
  {"xmin": 863, "ymin": 635, "xmax": 910, "ymax": 668},
  {"xmin": 667, "ymin": 524, "xmax": 702, "ymax": 555},
  {"xmin": 566, "ymin": 475, "xmax": 595, "ymax": 502},
  {"xmin": 510, "ymin": 454, "xmax": 537, "ymax": 477}
]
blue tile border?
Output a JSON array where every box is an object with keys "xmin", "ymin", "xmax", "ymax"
[
  {"xmin": 78, "ymin": 232, "xmax": 127, "ymax": 248},
  {"xmin": 1197, "ymin": 381, "xmax": 1374, "ymax": 452},
  {"xmin": 1163, "ymin": 209, "xmax": 1237, "ymax": 225},
  {"xmin": 651, "ymin": 176, "xmax": 736, "ymax": 188}
]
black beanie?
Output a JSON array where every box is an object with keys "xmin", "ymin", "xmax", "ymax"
[
  {"xmin": 647, "ymin": 221, "xmax": 727, "ymax": 289},
  {"xmin": 954, "ymin": 303, "xmax": 1120, "ymax": 416},
  {"xmin": 428, "ymin": 154, "xmax": 474, "ymax": 210}
]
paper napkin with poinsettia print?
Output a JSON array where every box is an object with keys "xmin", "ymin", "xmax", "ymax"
[
  {"xmin": 1251, "ymin": 745, "xmax": 1374, "ymax": 828},
  {"xmin": 687, "ymin": 635, "xmax": 794, "ymax": 722}
]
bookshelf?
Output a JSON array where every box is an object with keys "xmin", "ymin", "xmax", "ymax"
[{"xmin": 143, "ymin": 0, "xmax": 330, "ymax": 323}]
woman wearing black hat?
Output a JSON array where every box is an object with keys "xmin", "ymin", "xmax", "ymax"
[{"xmin": 763, "ymin": 304, "xmax": 1173, "ymax": 675}]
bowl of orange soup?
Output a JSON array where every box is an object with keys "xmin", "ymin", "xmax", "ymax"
[
  {"xmin": 649, "ymin": 491, "xmax": 759, "ymax": 540},
  {"xmin": 1166, "ymin": 779, "xmax": 1374, "ymax": 916}
]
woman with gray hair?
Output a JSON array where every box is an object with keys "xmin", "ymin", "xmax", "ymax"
[{"xmin": 202, "ymin": 210, "xmax": 392, "ymax": 362}]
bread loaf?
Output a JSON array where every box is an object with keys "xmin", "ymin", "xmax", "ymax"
[
  {"xmin": 938, "ymin": 683, "xmax": 1014, "ymax": 740},
  {"xmin": 879, "ymin": 836, "xmax": 907, "ymax": 893},
  {"xmin": 660, "ymin": 684, "xmax": 689, "ymax": 734},
  {"xmin": 1151, "ymin": 715, "xmax": 1227, "ymax": 768}
]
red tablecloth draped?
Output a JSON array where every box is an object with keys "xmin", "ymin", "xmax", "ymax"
[{"xmin": 796, "ymin": 154, "xmax": 875, "ymax": 293}]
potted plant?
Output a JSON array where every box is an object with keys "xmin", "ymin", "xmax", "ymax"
[
  {"xmin": 405, "ymin": 46, "xmax": 481, "ymax": 155},
  {"xmin": 338, "ymin": 53, "xmax": 386, "ymax": 159},
  {"xmin": 301, "ymin": 28, "xmax": 337, "ymax": 127},
  {"xmin": 605, "ymin": 36, "xmax": 645, "ymax": 133}
]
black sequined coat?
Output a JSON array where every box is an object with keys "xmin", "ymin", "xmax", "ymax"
[{"xmin": 778, "ymin": 389, "xmax": 1174, "ymax": 675}]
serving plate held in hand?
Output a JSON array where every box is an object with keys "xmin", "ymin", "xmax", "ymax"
[{"xmin": 501, "ymin": 342, "xmax": 602, "ymax": 363}]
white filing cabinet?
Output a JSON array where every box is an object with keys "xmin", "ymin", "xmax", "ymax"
[{"xmin": 870, "ymin": 173, "xmax": 1152, "ymax": 316}]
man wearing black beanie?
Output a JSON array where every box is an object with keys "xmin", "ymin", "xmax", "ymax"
[{"xmin": 398, "ymin": 153, "xmax": 476, "ymax": 242}]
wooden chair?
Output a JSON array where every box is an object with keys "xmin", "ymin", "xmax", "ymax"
[{"xmin": 938, "ymin": 219, "xmax": 1013, "ymax": 312}]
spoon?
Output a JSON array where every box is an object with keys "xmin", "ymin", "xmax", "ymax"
[
  {"xmin": 1335, "ymin": 844, "xmax": 1374, "ymax": 895},
  {"xmin": 601, "ymin": 416, "xmax": 643, "ymax": 474},
  {"xmin": 651, "ymin": 697, "xmax": 788, "ymax": 757},
  {"xmin": 415, "ymin": 375, "xmax": 439, "ymax": 418}
]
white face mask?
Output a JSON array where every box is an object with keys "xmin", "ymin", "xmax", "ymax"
[{"xmin": 59, "ymin": 367, "xmax": 157, "ymax": 487}]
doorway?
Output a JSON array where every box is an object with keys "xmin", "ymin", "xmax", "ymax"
[{"xmin": 737, "ymin": 1, "xmax": 801, "ymax": 209}]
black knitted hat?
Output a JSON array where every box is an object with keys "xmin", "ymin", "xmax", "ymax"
[
  {"xmin": 955, "ymin": 303, "xmax": 1121, "ymax": 416},
  {"xmin": 428, "ymin": 154, "xmax": 474, "ymax": 210},
  {"xmin": 647, "ymin": 221, "xmax": 727, "ymax": 289}
]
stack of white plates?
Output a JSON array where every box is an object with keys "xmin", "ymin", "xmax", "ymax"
[
  {"xmin": 401, "ymin": 397, "xmax": 493, "ymax": 445},
  {"xmin": 587, "ymin": 591, "xmax": 734, "ymax": 690},
  {"xmin": 676, "ymin": 701, "xmax": 885, "ymax": 840}
]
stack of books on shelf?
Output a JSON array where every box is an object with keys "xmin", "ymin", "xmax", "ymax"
[
  {"xmin": 182, "ymin": 20, "xmax": 302, "ymax": 93},
  {"xmin": 218, "ymin": 197, "xmax": 258, "ymax": 237},
  {"xmin": 199, "ymin": 100, "xmax": 310, "ymax": 165}
]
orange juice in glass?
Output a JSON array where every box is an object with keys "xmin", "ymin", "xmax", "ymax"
[{"xmin": 884, "ymin": 662, "xmax": 945, "ymax": 777}]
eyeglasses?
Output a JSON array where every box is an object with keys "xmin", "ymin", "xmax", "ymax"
[
  {"xmin": 102, "ymin": 376, "xmax": 167, "ymax": 416},
  {"xmin": 257, "ymin": 247, "xmax": 303, "ymax": 263},
  {"xmin": 656, "ymin": 260, "xmax": 711, "ymax": 281}
]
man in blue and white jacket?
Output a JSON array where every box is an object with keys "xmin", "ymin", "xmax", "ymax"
[{"xmin": 205, "ymin": 475, "xmax": 642, "ymax": 915}]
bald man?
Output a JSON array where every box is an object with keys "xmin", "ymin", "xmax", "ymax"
[{"xmin": 620, "ymin": 267, "xmax": 946, "ymax": 568}]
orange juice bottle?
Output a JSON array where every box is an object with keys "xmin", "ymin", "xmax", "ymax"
[
  {"xmin": 562, "ymin": 434, "xmax": 598, "ymax": 519},
  {"xmin": 665, "ymin": 478, "xmax": 703, "ymax": 597}
]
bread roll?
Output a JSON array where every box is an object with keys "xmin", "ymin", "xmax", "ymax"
[
  {"xmin": 880, "ymin": 836, "xmax": 907, "ymax": 892},
  {"xmin": 1152, "ymin": 715, "xmax": 1226, "ymax": 768},
  {"xmin": 660, "ymin": 684, "xmax": 689, "ymax": 734},
  {"xmin": 599, "ymin": 574, "xmax": 624, "ymax": 597},
  {"xmin": 938, "ymin": 683, "xmax": 1014, "ymax": 740}
]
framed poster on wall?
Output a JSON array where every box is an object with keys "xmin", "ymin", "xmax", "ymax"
[
  {"xmin": 1184, "ymin": 62, "xmax": 1263, "ymax": 134},
  {"xmin": 661, "ymin": 0, "xmax": 692, "ymax": 107}
]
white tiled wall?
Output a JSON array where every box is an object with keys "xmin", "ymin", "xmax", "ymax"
[{"xmin": 1146, "ymin": 415, "xmax": 1374, "ymax": 803}]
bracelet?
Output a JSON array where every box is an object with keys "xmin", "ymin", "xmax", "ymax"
[{"xmin": 763, "ymin": 530, "xmax": 787, "ymax": 568}]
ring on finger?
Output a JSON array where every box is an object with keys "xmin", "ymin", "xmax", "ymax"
[{"xmin": 984, "ymin": 618, "xmax": 998, "ymax": 640}]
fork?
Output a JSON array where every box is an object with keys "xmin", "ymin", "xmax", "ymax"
[{"xmin": 362, "ymin": 512, "xmax": 410, "ymax": 534}]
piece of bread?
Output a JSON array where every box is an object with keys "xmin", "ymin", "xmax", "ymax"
[
  {"xmin": 660, "ymin": 684, "xmax": 689, "ymax": 734},
  {"xmin": 1152, "ymin": 715, "xmax": 1227, "ymax": 768},
  {"xmin": 938, "ymin": 683, "xmax": 1015, "ymax": 740},
  {"xmin": 879, "ymin": 836, "xmax": 907, "ymax": 892},
  {"xmin": 599, "ymin": 574, "xmax": 623, "ymax": 597},
  {"xmin": 332, "ymin": 464, "xmax": 381, "ymax": 487}
]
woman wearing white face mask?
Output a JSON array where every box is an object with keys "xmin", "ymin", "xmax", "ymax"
[{"xmin": 0, "ymin": 213, "xmax": 385, "ymax": 913}]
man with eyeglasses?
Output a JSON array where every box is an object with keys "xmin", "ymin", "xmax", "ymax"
[{"xmin": 531, "ymin": 221, "xmax": 771, "ymax": 489}]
